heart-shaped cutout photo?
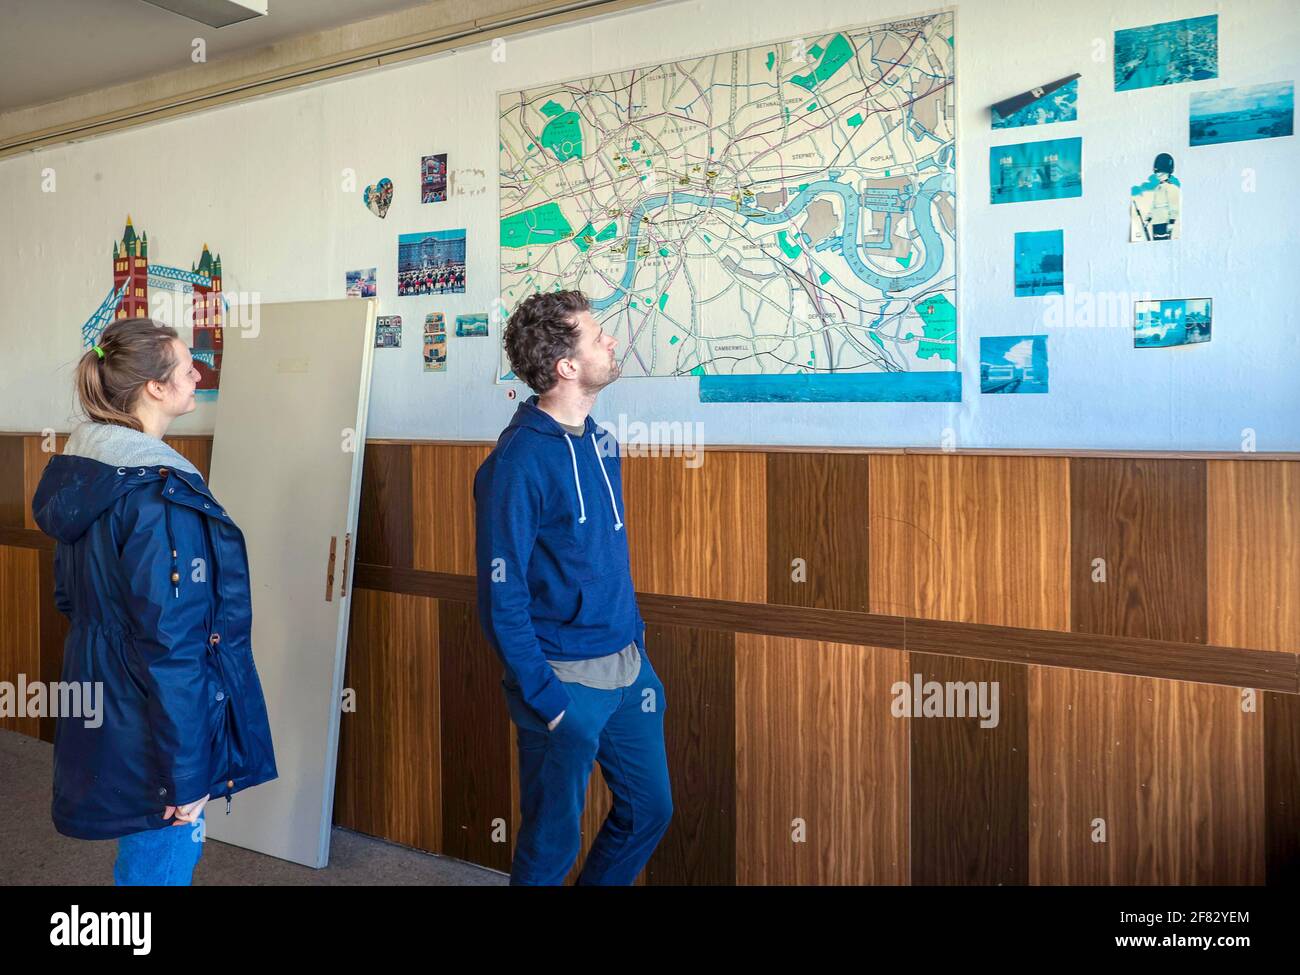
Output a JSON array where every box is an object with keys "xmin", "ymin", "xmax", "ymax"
[{"xmin": 364, "ymin": 178, "xmax": 393, "ymax": 218}]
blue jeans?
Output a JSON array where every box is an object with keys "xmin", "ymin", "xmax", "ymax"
[
  {"xmin": 113, "ymin": 809, "xmax": 206, "ymax": 886},
  {"xmin": 503, "ymin": 648, "xmax": 673, "ymax": 885}
]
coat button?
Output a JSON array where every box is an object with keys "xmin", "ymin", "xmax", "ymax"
[
  {"xmin": 227, "ymin": 779, "xmax": 235, "ymax": 788},
  {"xmin": 210, "ymin": 633, "xmax": 220, "ymax": 645},
  {"xmin": 203, "ymin": 502, "xmax": 210, "ymax": 508},
  {"xmin": 159, "ymin": 787, "xmax": 167, "ymax": 797},
  {"xmin": 159, "ymin": 467, "xmax": 168, "ymax": 476},
  {"xmin": 215, "ymin": 691, "xmax": 225, "ymax": 701}
]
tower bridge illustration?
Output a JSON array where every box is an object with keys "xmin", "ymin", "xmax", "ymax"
[{"xmin": 81, "ymin": 216, "xmax": 229, "ymax": 393}]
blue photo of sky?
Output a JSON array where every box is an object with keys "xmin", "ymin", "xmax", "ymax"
[
  {"xmin": 993, "ymin": 79, "xmax": 1078, "ymax": 129},
  {"xmin": 990, "ymin": 137, "xmax": 1082, "ymax": 204},
  {"xmin": 1115, "ymin": 15, "xmax": 1218, "ymax": 92},
  {"xmin": 1014, "ymin": 230, "xmax": 1064, "ymax": 297},
  {"xmin": 1190, "ymin": 81, "xmax": 1294, "ymax": 146},
  {"xmin": 980, "ymin": 335, "xmax": 1049, "ymax": 394}
]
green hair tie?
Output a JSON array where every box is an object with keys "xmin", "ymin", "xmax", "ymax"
[{"xmin": 93, "ymin": 345, "xmax": 105, "ymax": 360}]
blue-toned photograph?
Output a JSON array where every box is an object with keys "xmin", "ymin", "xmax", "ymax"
[
  {"xmin": 990, "ymin": 137, "xmax": 1082, "ymax": 204},
  {"xmin": 993, "ymin": 79, "xmax": 1078, "ymax": 129},
  {"xmin": 1190, "ymin": 81, "xmax": 1294, "ymax": 146},
  {"xmin": 1014, "ymin": 230, "xmax": 1064, "ymax": 296},
  {"xmin": 1134, "ymin": 298, "xmax": 1212, "ymax": 348},
  {"xmin": 980, "ymin": 335, "xmax": 1049, "ymax": 394},
  {"xmin": 1114, "ymin": 15, "xmax": 1218, "ymax": 92}
]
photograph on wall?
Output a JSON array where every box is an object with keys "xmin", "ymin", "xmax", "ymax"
[
  {"xmin": 989, "ymin": 137, "xmax": 1082, "ymax": 204},
  {"xmin": 992, "ymin": 75, "xmax": 1079, "ymax": 129},
  {"xmin": 364, "ymin": 177, "xmax": 393, "ymax": 218},
  {"xmin": 980, "ymin": 335, "xmax": 1048, "ymax": 393},
  {"xmin": 1134, "ymin": 298, "xmax": 1212, "ymax": 348},
  {"xmin": 422, "ymin": 153, "xmax": 448, "ymax": 203},
  {"xmin": 423, "ymin": 312, "xmax": 447, "ymax": 371},
  {"xmin": 346, "ymin": 267, "xmax": 377, "ymax": 297},
  {"xmin": 499, "ymin": 12, "xmax": 959, "ymax": 402},
  {"xmin": 398, "ymin": 229, "xmax": 466, "ymax": 295},
  {"xmin": 1130, "ymin": 153, "xmax": 1181, "ymax": 242},
  {"xmin": 1014, "ymin": 230, "xmax": 1064, "ymax": 297},
  {"xmin": 1114, "ymin": 15, "xmax": 1218, "ymax": 92},
  {"xmin": 375, "ymin": 315, "xmax": 402, "ymax": 348},
  {"xmin": 81, "ymin": 216, "xmax": 228, "ymax": 400},
  {"xmin": 455, "ymin": 313, "xmax": 489, "ymax": 337},
  {"xmin": 977, "ymin": 338, "xmax": 1050, "ymax": 395},
  {"xmin": 1190, "ymin": 81, "xmax": 1294, "ymax": 146}
]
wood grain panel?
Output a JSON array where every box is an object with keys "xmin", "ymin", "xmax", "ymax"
[
  {"xmin": 412, "ymin": 444, "xmax": 490, "ymax": 575},
  {"xmin": 0, "ymin": 545, "xmax": 41, "ymax": 737},
  {"xmin": 623, "ymin": 450, "xmax": 766, "ymax": 603},
  {"xmin": 1208, "ymin": 460, "xmax": 1300, "ymax": 653},
  {"xmin": 356, "ymin": 442, "xmax": 413, "ymax": 569},
  {"xmin": 736, "ymin": 633, "xmax": 908, "ymax": 885},
  {"xmin": 1030, "ymin": 666, "xmax": 1264, "ymax": 884},
  {"xmin": 22, "ymin": 434, "xmax": 67, "ymax": 530},
  {"xmin": 1070, "ymin": 458, "xmax": 1207, "ymax": 643},
  {"xmin": 37, "ymin": 548, "xmax": 70, "ymax": 744},
  {"xmin": 333, "ymin": 587, "xmax": 441, "ymax": 852},
  {"xmin": 766, "ymin": 452, "xmax": 871, "ymax": 612},
  {"xmin": 869, "ymin": 453, "xmax": 1070, "ymax": 629},
  {"xmin": 644, "ymin": 623, "xmax": 736, "ymax": 885},
  {"xmin": 438, "ymin": 598, "xmax": 513, "ymax": 871},
  {"xmin": 0, "ymin": 437, "xmax": 25, "ymax": 529},
  {"xmin": 1264, "ymin": 690, "xmax": 1300, "ymax": 885},
  {"xmin": 909, "ymin": 652, "xmax": 1029, "ymax": 885}
]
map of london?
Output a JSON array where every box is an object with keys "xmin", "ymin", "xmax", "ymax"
[{"xmin": 498, "ymin": 12, "xmax": 957, "ymax": 401}]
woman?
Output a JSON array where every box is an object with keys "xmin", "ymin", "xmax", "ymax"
[{"xmin": 33, "ymin": 316, "xmax": 277, "ymax": 885}]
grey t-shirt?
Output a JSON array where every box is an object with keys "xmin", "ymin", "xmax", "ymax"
[{"xmin": 544, "ymin": 416, "xmax": 641, "ymax": 690}]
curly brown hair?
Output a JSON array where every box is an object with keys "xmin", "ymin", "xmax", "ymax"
[{"xmin": 503, "ymin": 290, "xmax": 590, "ymax": 393}]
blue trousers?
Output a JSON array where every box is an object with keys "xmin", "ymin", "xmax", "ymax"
[
  {"xmin": 503, "ymin": 648, "xmax": 673, "ymax": 885},
  {"xmin": 113, "ymin": 809, "xmax": 206, "ymax": 886}
]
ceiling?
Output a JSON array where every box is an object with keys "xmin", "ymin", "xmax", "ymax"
[{"xmin": 0, "ymin": 0, "xmax": 439, "ymax": 113}]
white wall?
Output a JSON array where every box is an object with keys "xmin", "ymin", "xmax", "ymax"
[{"xmin": 2, "ymin": 0, "xmax": 1297, "ymax": 450}]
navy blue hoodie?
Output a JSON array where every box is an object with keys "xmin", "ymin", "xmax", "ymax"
[{"xmin": 474, "ymin": 395, "xmax": 644, "ymax": 723}]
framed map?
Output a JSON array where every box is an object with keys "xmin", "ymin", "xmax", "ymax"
[{"xmin": 498, "ymin": 13, "xmax": 957, "ymax": 401}]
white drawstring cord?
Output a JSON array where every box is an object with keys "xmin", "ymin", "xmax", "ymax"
[
  {"xmin": 564, "ymin": 434, "xmax": 586, "ymax": 523},
  {"xmin": 591, "ymin": 436, "xmax": 624, "ymax": 530}
]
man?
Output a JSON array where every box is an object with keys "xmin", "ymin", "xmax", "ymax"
[{"xmin": 474, "ymin": 289, "xmax": 672, "ymax": 885}]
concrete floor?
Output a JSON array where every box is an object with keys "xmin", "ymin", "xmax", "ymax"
[{"xmin": 0, "ymin": 728, "xmax": 508, "ymax": 886}]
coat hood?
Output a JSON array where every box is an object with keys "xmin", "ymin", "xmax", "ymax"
[
  {"xmin": 33, "ymin": 421, "xmax": 201, "ymax": 545},
  {"xmin": 506, "ymin": 394, "xmax": 596, "ymax": 438},
  {"xmin": 504, "ymin": 395, "xmax": 620, "ymax": 530}
]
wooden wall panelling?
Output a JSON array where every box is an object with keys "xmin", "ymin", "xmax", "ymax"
[
  {"xmin": 735, "ymin": 634, "xmax": 909, "ymax": 885},
  {"xmin": 0, "ymin": 545, "xmax": 41, "ymax": 737},
  {"xmin": 438, "ymin": 598, "xmax": 514, "ymax": 871},
  {"xmin": 413, "ymin": 444, "xmax": 490, "ymax": 575},
  {"xmin": 766, "ymin": 452, "xmax": 872, "ymax": 612},
  {"xmin": 1029, "ymin": 667, "xmax": 1264, "ymax": 884},
  {"xmin": 643, "ymin": 622, "xmax": 737, "ymax": 885},
  {"xmin": 1207, "ymin": 459, "xmax": 1299, "ymax": 884},
  {"xmin": 0, "ymin": 437, "xmax": 25, "ymax": 529},
  {"xmin": 356, "ymin": 442, "xmax": 413, "ymax": 569},
  {"xmin": 623, "ymin": 451, "xmax": 766, "ymax": 603},
  {"xmin": 909, "ymin": 653, "xmax": 1029, "ymax": 885},
  {"xmin": 334, "ymin": 587, "xmax": 442, "ymax": 852},
  {"xmin": 1263, "ymin": 690, "xmax": 1300, "ymax": 885},
  {"xmin": 1069, "ymin": 457, "xmax": 1208, "ymax": 643},
  {"xmin": 870, "ymin": 453, "xmax": 1065, "ymax": 884},
  {"xmin": 1207, "ymin": 460, "xmax": 1299, "ymax": 654},
  {"xmin": 37, "ymin": 548, "xmax": 70, "ymax": 743}
]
